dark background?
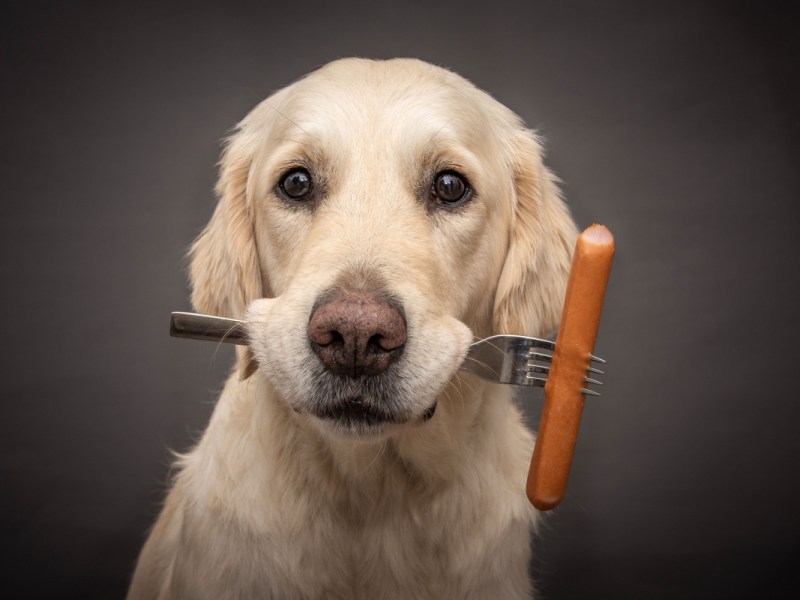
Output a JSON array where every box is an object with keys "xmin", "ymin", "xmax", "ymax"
[{"xmin": 2, "ymin": 0, "xmax": 798, "ymax": 598}]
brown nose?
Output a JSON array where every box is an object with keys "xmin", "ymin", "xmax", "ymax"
[{"xmin": 307, "ymin": 289, "xmax": 406, "ymax": 377}]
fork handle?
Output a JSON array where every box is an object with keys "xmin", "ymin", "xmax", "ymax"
[
  {"xmin": 527, "ymin": 224, "xmax": 615, "ymax": 510},
  {"xmin": 169, "ymin": 312, "xmax": 248, "ymax": 345}
]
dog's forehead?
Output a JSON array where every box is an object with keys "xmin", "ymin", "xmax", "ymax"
[{"xmin": 259, "ymin": 59, "xmax": 514, "ymax": 154}]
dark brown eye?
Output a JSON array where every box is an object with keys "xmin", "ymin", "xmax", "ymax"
[
  {"xmin": 431, "ymin": 171, "xmax": 470, "ymax": 206},
  {"xmin": 279, "ymin": 168, "xmax": 312, "ymax": 201}
]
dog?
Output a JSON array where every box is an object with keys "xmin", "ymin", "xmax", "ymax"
[{"xmin": 128, "ymin": 57, "xmax": 577, "ymax": 599}]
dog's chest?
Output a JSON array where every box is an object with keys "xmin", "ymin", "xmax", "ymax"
[
  {"xmin": 169, "ymin": 382, "xmax": 537, "ymax": 598},
  {"xmin": 178, "ymin": 473, "xmax": 526, "ymax": 599},
  {"xmin": 291, "ymin": 502, "xmax": 462, "ymax": 598}
]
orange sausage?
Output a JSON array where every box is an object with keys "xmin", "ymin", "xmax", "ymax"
[{"xmin": 527, "ymin": 224, "xmax": 615, "ymax": 510}]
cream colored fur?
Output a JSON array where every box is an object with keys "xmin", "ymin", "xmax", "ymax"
[{"xmin": 128, "ymin": 58, "xmax": 577, "ymax": 600}]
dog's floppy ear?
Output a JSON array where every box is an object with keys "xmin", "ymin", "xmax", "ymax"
[
  {"xmin": 189, "ymin": 128, "xmax": 266, "ymax": 320},
  {"xmin": 189, "ymin": 128, "xmax": 266, "ymax": 379},
  {"xmin": 493, "ymin": 129, "xmax": 577, "ymax": 338}
]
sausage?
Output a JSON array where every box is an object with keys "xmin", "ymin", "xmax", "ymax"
[{"xmin": 527, "ymin": 224, "xmax": 615, "ymax": 510}]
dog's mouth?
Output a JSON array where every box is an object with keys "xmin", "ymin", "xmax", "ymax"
[
  {"xmin": 313, "ymin": 396, "xmax": 398, "ymax": 430},
  {"xmin": 311, "ymin": 396, "xmax": 437, "ymax": 435}
]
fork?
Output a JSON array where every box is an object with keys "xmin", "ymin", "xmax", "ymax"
[{"xmin": 168, "ymin": 312, "xmax": 605, "ymax": 395}]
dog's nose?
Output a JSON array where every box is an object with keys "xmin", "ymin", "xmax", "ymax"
[{"xmin": 308, "ymin": 289, "xmax": 406, "ymax": 377}]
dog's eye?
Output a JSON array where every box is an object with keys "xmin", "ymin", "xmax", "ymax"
[
  {"xmin": 278, "ymin": 168, "xmax": 313, "ymax": 201},
  {"xmin": 431, "ymin": 171, "xmax": 471, "ymax": 206}
]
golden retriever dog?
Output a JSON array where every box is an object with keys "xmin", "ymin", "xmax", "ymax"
[{"xmin": 128, "ymin": 57, "xmax": 577, "ymax": 599}]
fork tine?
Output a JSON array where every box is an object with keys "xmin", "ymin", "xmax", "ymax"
[
  {"xmin": 530, "ymin": 344, "xmax": 604, "ymax": 365},
  {"xmin": 583, "ymin": 376, "xmax": 603, "ymax": 386},
  {"xmin": 581, "ymin": 388, "xmax": 602, "ymax": 397},
  {"xmin": 527, "ymin": 351, "xmax": 553, "ymax": 363},
  {"xmin": 527, "ymin": 363, "xmax": 550, "ymax": 376},
  {"xmin": 524, "ymin": 374, "xmax": 548, "ymax": 387},
  {"xmin": 528, "ymin": 339, "xmax": 556, "ymax": 351},
  {"xmin": 586, "ymin": 365, "xmax": 604, "ymax": 375}
]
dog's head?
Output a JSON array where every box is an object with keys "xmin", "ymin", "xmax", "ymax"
[{"xmin": 190, "ymin": 58, "xmax": 576, "ymax": 437}]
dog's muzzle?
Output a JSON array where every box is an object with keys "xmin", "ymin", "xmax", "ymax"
[{"xmin": 304, "ymin": 287, "xmax": 418, "ymax": 432}]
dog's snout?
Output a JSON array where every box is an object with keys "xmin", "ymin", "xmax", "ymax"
[{"xmin": 308, "ymin": 289, "xmax": 406, "ymax": 377}]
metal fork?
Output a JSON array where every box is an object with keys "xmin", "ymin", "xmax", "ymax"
[
  {"xmin": 462, "ymin": 334, "xmax": 604, "ymax": 396},
  {"xmin": 169, "ymin": 312, "xmax": 605, "ymax": 395}
]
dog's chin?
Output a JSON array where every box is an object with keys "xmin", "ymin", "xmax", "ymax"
[{"xmin": 307, "ymin": 397, "xmax": 437, "ymax": 440}]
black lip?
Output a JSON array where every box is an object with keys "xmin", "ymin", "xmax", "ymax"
[
  {"xmin": 421, "ymin": 402, "xmax": 437, "ymax": 421},
  {"xmin": 315, "ymin": 397, "xmax": 397, "ymax": 428}
]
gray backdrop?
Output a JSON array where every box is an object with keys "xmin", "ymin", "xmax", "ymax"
[{"xmin": 2, "ymin": 0, "xmax": 798, "ymax": 598}]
